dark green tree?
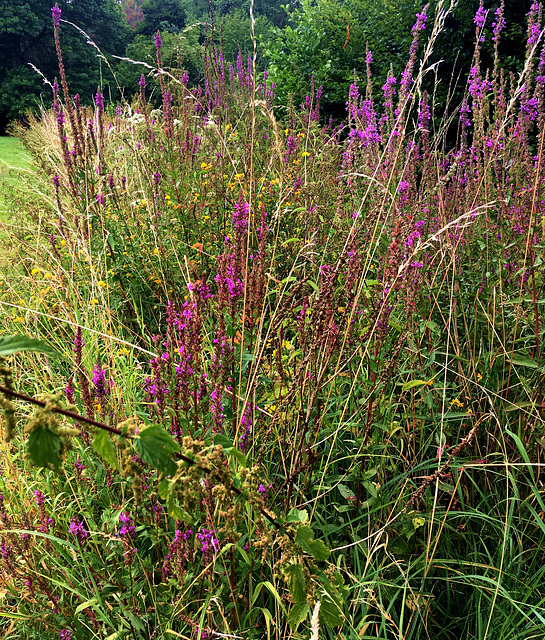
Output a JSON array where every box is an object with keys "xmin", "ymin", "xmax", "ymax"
[
  {"xmin": 0, "ymin": 0, "xmax": 131, "ymax": 131},
  {"xmin": 135, "ymin": 0, "xmax": 187, "ymax": 35}
]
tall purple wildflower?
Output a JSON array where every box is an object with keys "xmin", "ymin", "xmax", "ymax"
[
  {"xmin": 69, "ymin": 516, "xmax": 87, "ymax": 544},
  {"xmin": 51, "ymin": 4, "xmax": 61, "ymax": 27},
  {"xmin": 474, "ymin": 2, "xmax": 488, "ymax": 29}
]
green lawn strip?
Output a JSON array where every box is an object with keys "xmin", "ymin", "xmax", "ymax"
[{"xmin": 0, "ymin": 136, "xmax": 34, "ymax": 220}]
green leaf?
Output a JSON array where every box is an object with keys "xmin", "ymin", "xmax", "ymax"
[
  {"xmin": 212, "ymin": 434, "xmax": 234, "ymax": 449},
  {"xmin": 337, "ymin": 483, "xmax": 355, "ymax": 501},
  {"xmin": 75, "ymin": 598, "xmax": 98, "ymax": 614},
  {"xmin": 288, "ymin": 601, "xmax": 310, "ymax": 629},
  {"xmin": 286, "ymin": 507, "xmax": 308, "ymax": 523},
  {"xmin": 295, "ymin": 526, "xmax": 330, "ymax": 561},
  {"xmin": 402, "ymin": 379, "xmax": 430, "ymax": 391},
  {"xmin": 211, "ymin": 434, "xmax": 247, "ymax": 467},
  {"xmin": 27, "ymin": 427, "xmax": 63, "ymax": 470},
  {"xmin": 284, "ymin": 563, "xmax": 306, "ymax": 603},
  {"xmin": 320, "ymin": 594, "xmax": 344, "ymax": 627},
  {"xmin": 510, "ymin": 354, "xmax": 539, "ymax": 369},
  {"xmin": 92, "ymin": 430, "xmax": 118, "ymax": 469},
  {"xmin": 158, "ymin": 477, "xmax": 169, "ymax": 500},
  {"xmin": 0, "ymin": 334, "xmax": 66, "ymax": 360},
  {"xmin": 126, "ymin": 610, "xmax": 145, "ymax": 631},
  {"xmin": 133, "ymin": 424, "xmax": 179, "ymax": 476},
  {"xmin": 166, "ymin": 491, "xmax": 185, "ymax": 521}
]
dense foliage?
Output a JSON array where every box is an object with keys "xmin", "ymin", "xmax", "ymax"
[
  {"xmin": 0, "ymin": 0, "xmax": 537, "ymax": 133},
  {"xmin": 1, "ymin": 1, "xmax": 545, "ymax": 639}
]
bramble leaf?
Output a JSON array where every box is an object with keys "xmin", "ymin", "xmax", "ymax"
[
  {"xmin": 284, "ymin": 563, "xmax": 306, "ymax": 603},
  {"xmin": 286, "ymin": 507, "xmax": 308, "ymax": 523},
  {"xmin": 27, "ymin": 427, "xmax": 63, "ymax": 470},
  {"xmin": 92, "ymin": 430, "xmax": 118, "ymax": 469},
  {"xmin": 288, "ymin": 601, "xmax": 310, "ymax": 629},
  {"xmin": 295, "ymin": 525, "xmax": 330, "ymax": 561},
  {"xmin": 133, "ymin": 424, "xmax": 179, "ymax": 476}
]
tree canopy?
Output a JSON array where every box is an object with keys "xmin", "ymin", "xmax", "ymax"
[{"xmin": 0, "ymin": 0, "xmax": 537, "ymax": 132}]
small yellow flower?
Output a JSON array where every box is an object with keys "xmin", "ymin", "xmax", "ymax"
[
  {"xmin": 141, "ymin": 199, "xmax": 147, "ymax": 206},
  {"xmin": 97, "ymin": 281, "xmax": 107, "ymax": 288},
  {"xmin": 60, "ymin": 240, "xmax": 66, "ymax": 247},
  {"xmin": 225, "ymin": 123, "xmax": 232, "ymax": 131},
  {"xmin": 301, "ymin": 151, "xmax": 310, "ymax": 157},
  {"xmin": 201, "ymin": 162, "xmax": 210, "ymax": 171},
  {"xmin": 31, "ymin": 268, "xmax": 41, "ymax": 275},
  {"xmin": 153, "ymin": 247, "xmax": 160, "ymax": 256},
  {"xmin": 476, "ymin": 373, "xmax": 482, "ymax": 381},
  {"xmin": 90, "ymin": 299, "xmax": 99, "ymax": 305}
]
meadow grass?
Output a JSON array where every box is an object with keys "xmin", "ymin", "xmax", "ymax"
[{"xmin": 0, "ymin": 2, "xmax": 545, "ymax": 639}]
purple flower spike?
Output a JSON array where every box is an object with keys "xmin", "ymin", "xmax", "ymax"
[
  {"xmin": 60, "ymin": 630, "xmax": 72, "ymax": 640},
  {"xmin": 95, "ymin": 91, "xmax": 104, "ymax": 110},
  {"xmin": 118, "ymin": 511, "xmax": 135, "ymax": 538},
  {"xmin": 51, "ymin": 4, "xmax": 61, "ymax": 27},
  {"xmin": 92, "ymin": 363, "xmax": 107, "ymax": 399},
  {"xmin": 474, "ymin": 3, "xmax": 488, "ymax": 29},
  {"xmin": 69, "ymin": 517, "xmax": 87, "ymax": 544}
]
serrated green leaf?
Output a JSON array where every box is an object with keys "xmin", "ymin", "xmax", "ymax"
[
  {"xmin": 211, "ymin": 434, "xmax": 247, "ymax": 467},
  {"xmin": 166, "ymin": 492, "xmax": 184, "ymax": 520},
  {"xmin": 0, "ymin": 334, "xmax": 66, "ymax": 360},
  {"xmin": 320, "ymin": 594, "xmax": 344, "ymax": 627},
  {"xmin": 288, "ymin": 601, "xmax": 310, "ymax": 629},
  {"xmin": 92, "ymin": 430, "xmax": 118, "ymax": 469},
  {"xmin": 284, "ymin": 563, "xmax": 306, "ymax": 603},
  {"xmin": 295, "ymin": 526, "xmax": 330, "ymax": 561},
  {"xmin": 133, "ymin": 424, "xmax": 179, "ymax": 476},
  {"xmin": 27, "ymin": 427, "xmax": 63, "ymax": 470},
  {"xmin": 158, "ymin": 477, "xmax": 169, "ymax": 500},
  {"xmin": 212, "ymin": 434, "xmax": 233, "ymax": 449},
  {"xmin": 286, "ymin": 507, "xmax": 308, "ymax": 523},
  {"xmin": 402, "ymin": 379, "xmax": 429, "ymax": 391}
]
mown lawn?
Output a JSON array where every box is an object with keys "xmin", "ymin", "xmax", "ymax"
[{"xmin": 0, "ymin": 136, "xmax": 32, "ymax": 219}]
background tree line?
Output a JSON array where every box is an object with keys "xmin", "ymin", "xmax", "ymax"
[{"xmin": 0, "ymin": 0, "xmax": 534, "ymax": 133}]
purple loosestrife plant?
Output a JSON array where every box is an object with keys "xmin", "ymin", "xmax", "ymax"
[{"xmin": 68, "ymin": 516, "xmax": 87, "ymax": 544}]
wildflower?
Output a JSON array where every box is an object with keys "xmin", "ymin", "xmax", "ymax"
[
  {"xmin": 60, "ymin": 630, "xmax": 72, "ymax": 640},
  {"xmin": 51, "ymin": 4, "xmax": 61, "ymax": 27},
  {"xmin": 474, "ymin": 3, "xmax": 488, "ymax": 29},
  {"xmin": 95, "ymin": 91, "xmax": 104, "ymax": 110},
  {"xmin": 118, "ymin": 511, "xmax": 135, "ymax": 539},
  {"xmin": 69, "ymin": 516, "xmax": 87, "ymax": 544}
]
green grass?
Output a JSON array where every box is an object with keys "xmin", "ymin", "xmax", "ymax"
[{"xmin": 0, "ymin": 136, "xmax": 33, "ymax": 219}]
